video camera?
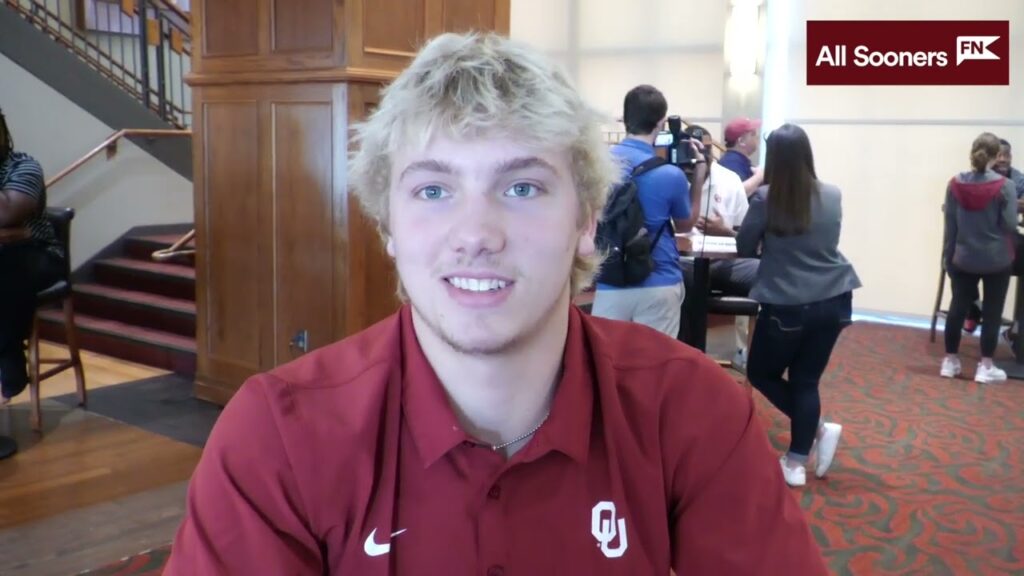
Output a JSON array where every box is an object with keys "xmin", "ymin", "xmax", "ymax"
[{"xmin": 657, "ymin": 116, "xmax": 710, "ymax": 169}]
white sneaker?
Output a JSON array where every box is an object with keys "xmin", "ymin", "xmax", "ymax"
[
  {"xmin": 779, "ymin": 456, "xmax": 806, "ymax": 487},
  {"xmin": 732, "ymin": 348, "xmax": 747, "ymax": 373},
  {"xmin": 974, "ymin": 363, "xmax": 1007, "ymax": 384},
  {"xmin": 940, "ymin": 357, "xmax": 962, "ymax": 378},
  {"xmin": 814, "ymin": 423, "xmax": 842, "ymax": 478}
]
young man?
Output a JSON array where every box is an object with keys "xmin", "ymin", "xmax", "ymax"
[
  {"xmin": 165, "ymin": 33, "xmax": 827, "ymax": 575},
  {"xmin": 0, "ymin": 108, "xmax": 64, "ymax": 403},
  {"xmin": 590, "ymin": 85, "xmax": 704, "ymax": 338},
  {"xmin": 994, "ymin": 139, "xmax": 1024, "ymax": 202},
  {"xmin": 680, "ymin": 125, "xmax": 759, "ymax": 369},
  {"xmin": 719, "ymin": 117, "xmax": 765, "ymax": 196}
]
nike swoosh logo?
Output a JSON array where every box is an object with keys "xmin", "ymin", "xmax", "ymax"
[{"xmin": 363, "ymin": 528, "xmax": 407, "ymax": 557}]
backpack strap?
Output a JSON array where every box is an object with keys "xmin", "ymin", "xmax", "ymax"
[
  {"xmin": 649, "ymin": 219, "xmax": 670, "ymax": 253},
  {"xmin": 630, "ymin": 156, "xmax": 667, "ymax": 178},
  {"xmin": 628, "ymin": 156, "xmax": 671, "ymax": 252}
]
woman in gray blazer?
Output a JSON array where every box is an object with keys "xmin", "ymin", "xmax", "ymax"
[{"xmin": 736, "ymin": 123, "xmax": 861, "ymax": 488}]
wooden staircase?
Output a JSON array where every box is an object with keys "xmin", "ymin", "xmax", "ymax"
[{"xmin": 38, "ymin": 232, "xmax": 196, "ymax": 375}]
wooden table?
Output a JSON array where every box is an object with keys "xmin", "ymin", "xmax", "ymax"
[{"xmin": 676, "ymin": 234, "xmax": 738, "ymax": 352}]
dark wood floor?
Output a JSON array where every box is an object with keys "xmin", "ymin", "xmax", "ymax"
[{"xmin": 0, "ymin": 345, "xmax": 202, "ymax": 576}]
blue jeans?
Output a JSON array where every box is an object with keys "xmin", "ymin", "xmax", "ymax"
[{"xmin": 747, "ymin": 291, "xmax": 853, "ymax": 457}]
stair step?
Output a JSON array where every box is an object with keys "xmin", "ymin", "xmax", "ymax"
[
  {"xmin": 73, "ymin": 283, "xmax": 196, "ymax": 337},
  {"xmin": 93, "ymin": 257, "xmax": 195, "ymax": 300},
  {"xmin": 38, "ymin": 311, "xmax": 196, "ymax": 375}
]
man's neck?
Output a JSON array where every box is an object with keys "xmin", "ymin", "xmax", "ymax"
[
  {"xmin": 412, "ymin": 296, "xmax": 571, "ymax": 454},
  {"xmin": 627, "ymin": 131, "xmax": 657, "ymax": 146}
]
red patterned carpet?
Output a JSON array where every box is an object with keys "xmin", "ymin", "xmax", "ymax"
[
  {"xmin": 81, "ymin": 322, "xmax": 1023, "ymax": 575},
  {"xmin": 756, "ymin": 321, "xmax": 1024, "ymax": 575}
]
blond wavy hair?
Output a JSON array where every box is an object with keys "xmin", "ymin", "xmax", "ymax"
[{"xmin": 348, "ymin": 32, "xmax": 619, "ymax": 296}]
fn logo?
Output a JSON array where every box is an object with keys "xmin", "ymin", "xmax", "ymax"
[{"xmin": 956, "ymin": 36, "xmax": 1000, "ymax": 66}]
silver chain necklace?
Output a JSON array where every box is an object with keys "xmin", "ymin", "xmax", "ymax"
[{"xmin": 490, "ymin": 410, "xmax": 551, "ymax": 451}]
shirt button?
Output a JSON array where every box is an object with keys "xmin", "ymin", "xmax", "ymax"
[
  {"xmin": 487, "ymin": 485, "xmax": 501, "ymax": 499},
  {"xmin": 487, "ymin": 566, "xmax": 504, "ymax": 576}
]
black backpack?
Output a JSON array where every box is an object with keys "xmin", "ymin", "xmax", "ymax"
[{"xmin": 595, "ymin": 157, "xmax": 672, "ymax": 287}]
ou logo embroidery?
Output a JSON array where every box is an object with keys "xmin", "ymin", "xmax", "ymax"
[{"xmin": 591, "ymin": 501, "xmax": 628, "ymax": 558}]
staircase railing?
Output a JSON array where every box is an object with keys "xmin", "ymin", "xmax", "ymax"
[
  {"xmin": 45, "ymin": 127, "xmax": 191, "ymax": 187},
  {"xmin": 44, "ymin": 128, "xmax": 196, "ymax": 260},
  {"xmin": 4, "ymin": 0, "xmax": 192, "ymax": 128}
]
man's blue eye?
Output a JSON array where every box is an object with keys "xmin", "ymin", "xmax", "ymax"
[
  {"xmin": 418, "ymin": 185, "xmax": 447, "ymax": 200},
  {"xmin": 506, "ymin": 183, "xmax": 538, "ymax": 198}
]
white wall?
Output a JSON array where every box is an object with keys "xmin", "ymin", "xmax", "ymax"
[
  {"xmin": 769, "ymin": 0, "xmax": 1024, "ymax": 317},
  {"xmin": 511, "ymin": 0, "xmax": 727, "ymax": 141},
  {"xmin": 0, "ymin": 52, "xmax": 193, "ymax": 269}
]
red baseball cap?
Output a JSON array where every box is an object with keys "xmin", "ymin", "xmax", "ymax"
[{"xmin": 724, "ymin": 117, "xmax": 762, "ymax": 143}]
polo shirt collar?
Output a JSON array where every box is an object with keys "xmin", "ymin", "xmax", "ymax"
[
  {"xmin": 724, "ymin": 149, "xmax": 752, "ymax": 168},
  {"xmin": 400, "ymin": 305, "xmax": 467, "ymax": 469},
  {"xmin": 618, "ymin": 137, "xmax": 655, "ymax": 154},
  {"xmin": 400, "ymin": 305, "xmax": 594, "ymax": 468}
]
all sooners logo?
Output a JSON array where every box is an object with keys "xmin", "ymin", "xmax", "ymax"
[
  {"xmin": 591, "ymin": 501, "xmax": 628, "ymax": 558},
  {"xmin": 806, "ymin": 21, "xmax": 1008, "ymax": 85}
]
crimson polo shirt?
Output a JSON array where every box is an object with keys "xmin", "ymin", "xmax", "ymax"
[{"xmin": 166, "ymin": 305, "xmax": 826, "ymax": 575}]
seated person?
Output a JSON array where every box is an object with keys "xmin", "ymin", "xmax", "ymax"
[
  {"xmin": 719, "ymin": 117, "xmax": 765, "ymax": 196},
  {"xmin": 164, "ymin": 33, "xmax": 827, "ymax": 575},
  {"xmin": 679, "ymin": 125, "xmax": 760, "ymax": 368},
  {"xmin": 0, "ymin": 108, "xmax": 64, "ymax": 403}
]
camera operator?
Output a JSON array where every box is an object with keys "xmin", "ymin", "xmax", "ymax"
[
  {"xmin": 591, "ymin": 86, "xmax": 707, "ymax": 338},
  {"xmin": 679, "ymin": 125, "xmax": 759, "ymax": 370}
]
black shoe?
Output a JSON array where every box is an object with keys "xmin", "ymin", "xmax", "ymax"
[{"xmin": 0, "ymin": 347, "xmax": 28, "ymax": 400}]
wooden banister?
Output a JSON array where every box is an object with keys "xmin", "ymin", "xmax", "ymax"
[
  {"xmin": 152, "ymin": 228, "xmax": 195, "ymax": 261},
  {"xmin": 45, "ymin": 129, "xmax": 191, "ymax": 189}
]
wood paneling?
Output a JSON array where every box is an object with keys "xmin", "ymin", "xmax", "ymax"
[
  {"xmin": 199, "ymin": 101, "xmax": 261, "ymax": 377},
  {"xmin": 441, "ymin": 0, "xmax": 495, "ymax": 33},
  {"xmin": 272, "ymin": 0, "xmax": 334, "ymax": 53},
  {"xmin": 345, "ymin": 84, "xmax": 399, "ymax": 335},
  {"xmin": 202, "ymin": 0, "xmax": 258, "ymax": 57},
  {"xmin": 193, "ymin": 0, "xmax": 343, "ymax": 74},
  {"xmin": 363, "ymin": 0, "xmax": 424, "ymax": 57},
  {"xmin": 271, "ymin": 100, "xmax": 335, "ymax": 365}
]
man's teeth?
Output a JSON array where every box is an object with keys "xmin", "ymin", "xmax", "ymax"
[{"xmin": 447, "ymin": 277, "xmax": 508, "ymax": 292}]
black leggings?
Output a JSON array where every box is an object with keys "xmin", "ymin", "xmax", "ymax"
[
  {"xmin": 946, "ymin": 270, "xmax": 1011, "ymax": 357},
  {"xmin": 0, "ymin": 242, "xmax": 63, "ymax": 397}
]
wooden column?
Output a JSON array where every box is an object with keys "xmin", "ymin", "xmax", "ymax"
[{"xmin": 189, "ymin": 0, "xmax": 510, "ymax": 405}]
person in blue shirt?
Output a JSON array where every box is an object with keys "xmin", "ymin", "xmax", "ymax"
[
  {"xmin": 591, "ymin": 85, "xmax": 706, "ymax": 337},
  {"xmin": 719, "ymin": 117, "xmax": 764, "ymax": 197}
]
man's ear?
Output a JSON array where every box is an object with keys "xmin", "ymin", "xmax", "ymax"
[
  {"xmin": 385, "ymin": 236, "xmax": 395, "ymax": 258},
  {"xmin": 576, "ymin": 213, "xmax": 598, "ymax": 257}
]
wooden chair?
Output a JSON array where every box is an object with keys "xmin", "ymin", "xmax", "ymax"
[
  {"xmin": 707, "ymin": 294, "xmax": 758, "ymax": 381},
  {"xmin": 27, "ymin": 207, "xmax": 86, "ymax": 432}
]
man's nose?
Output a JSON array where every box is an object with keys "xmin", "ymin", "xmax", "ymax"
[{"xmin": 446, "ymin": 193, "xmax": 506, "ymax": 258}]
